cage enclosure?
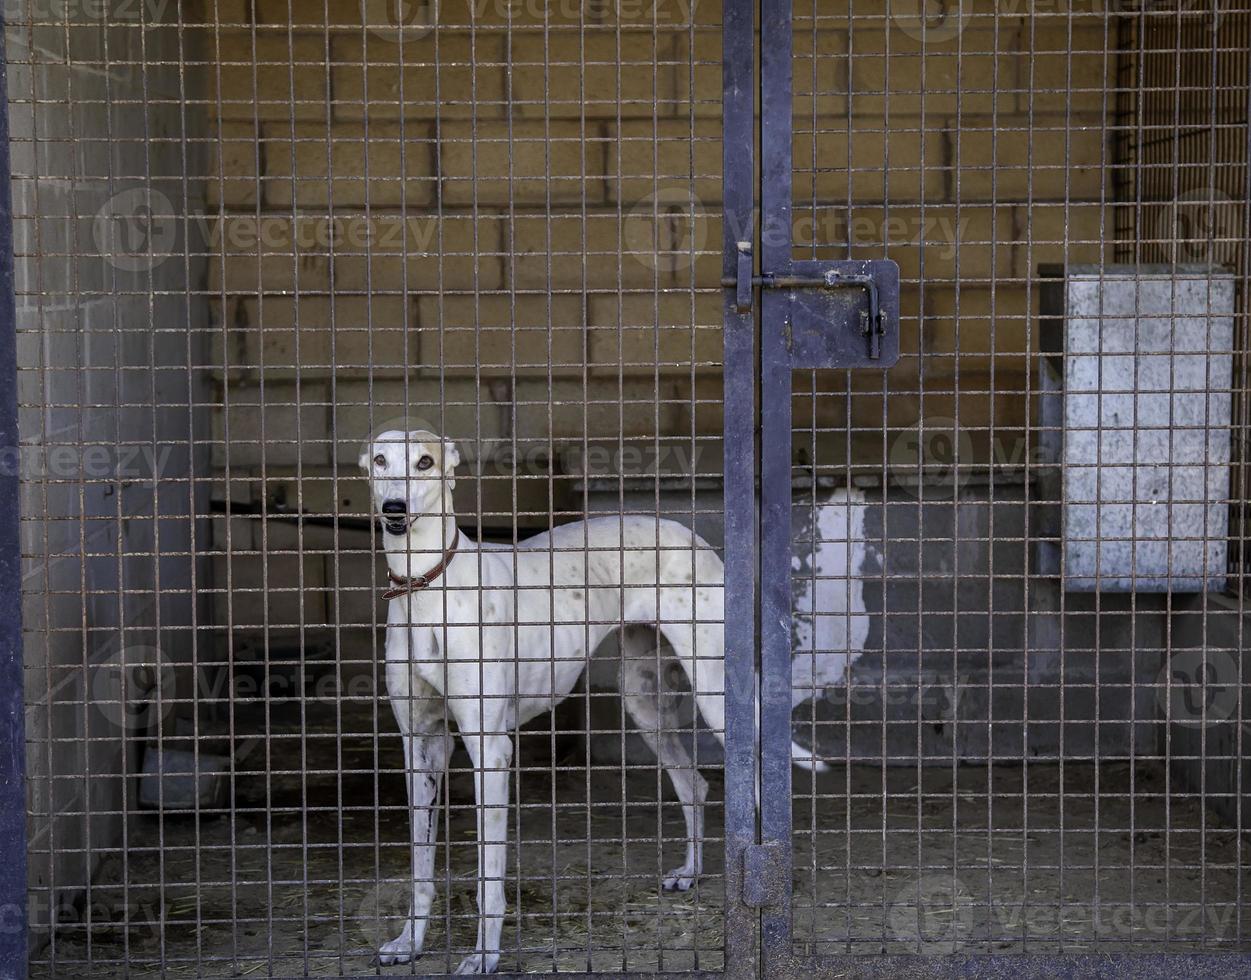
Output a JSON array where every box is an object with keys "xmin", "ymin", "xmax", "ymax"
[{"xmin": 3, "ymin": 2, "xmax": 1250, "ymax": 979}]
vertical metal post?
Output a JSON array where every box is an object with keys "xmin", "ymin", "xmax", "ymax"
[
  {"xmin": 0, "ymin": 8, "xmax": 27, "ymax": 979},
  {"xmin": 722, "ymin": 2, "xmax": 761, "ymax": 978},
  {"xmin": 758, "ymin": 0, "xmax": 795, "ymax": 974}
]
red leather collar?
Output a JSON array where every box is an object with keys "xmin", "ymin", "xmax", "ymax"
[{"xmin": 382, "ymin": 530, "xmax": 460, "ymax": 600}]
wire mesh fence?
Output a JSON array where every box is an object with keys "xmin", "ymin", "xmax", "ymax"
[
  {"xmin": 785, "ymin": 0, "xmax": 1250, "ymax": 959},
  {"xmin": 4, "ymin": 0, "xmax": 1249, "ymax": 978}
]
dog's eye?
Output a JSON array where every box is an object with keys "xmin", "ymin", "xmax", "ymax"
[
  {"xmin": 373, "ymin": 454, "xmax": 386, "ymax": 468},
  {"xmin": 417, "ymin": 455, "xmax": 435, "ymax": 471}
]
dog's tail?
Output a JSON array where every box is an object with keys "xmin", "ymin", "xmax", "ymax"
[
  {"xmin": 747, "ymin": 677, "xmax": 827, "ymax": 773},
  {"xmin": 790, "ymin": 740, "xmax": 827, "ymax": 773}
]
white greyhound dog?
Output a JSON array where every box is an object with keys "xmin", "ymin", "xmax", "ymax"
[{"xmin": 362, "ymin": 429, "xmax": 824, "ymax": 973}]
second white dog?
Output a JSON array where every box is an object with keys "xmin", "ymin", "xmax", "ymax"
[{"xmin": 362, "ymin": 429, "xmax": 823, "ymax": 974}]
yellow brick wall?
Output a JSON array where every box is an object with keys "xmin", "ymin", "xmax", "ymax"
[
  {"xmin": 789, "ymin": 5, "xmax": 1114, "ymax": 443},
  {"xmin": 198, "ymin": 0, "xmax": 1113, "ymax": 631}
]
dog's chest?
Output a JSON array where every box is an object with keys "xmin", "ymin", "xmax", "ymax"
[{"xmin": 410, "ymin": 645, "xmax": 447, "ymax": 696}]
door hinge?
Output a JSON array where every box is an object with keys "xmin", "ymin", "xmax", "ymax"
[{"xmin": 742, "ymin": 841, "xmax": 787, "ymax": 909}]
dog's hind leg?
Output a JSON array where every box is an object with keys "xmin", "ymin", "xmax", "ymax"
[
  {"xmin": 659, "ymin": 587, "xmax": 828, "ymax": 774},
  {"xmin": 656, "ymin": 617, "xmax": 727, "ymax": 751},
  {"xmin": 620, "ymin": 632, "xmax": 708, "ymax": 893}
]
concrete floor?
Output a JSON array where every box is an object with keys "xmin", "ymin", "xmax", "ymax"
[{"xmin": 29, "ymin": 700, "xmax": 1251, "ymax": 978}]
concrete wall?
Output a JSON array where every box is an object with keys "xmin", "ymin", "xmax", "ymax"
[
  {"xmin": 1168, "ymin": 594, "xmax": 1251, "ymax": 832},
  {"xmin": 828, "ymin": 480, "xmax": 1168, "ymax": 764},
  {"xmin": 197, "ymin": 0, "xmax": 1113, "ymax": 644},
  {"xmin": 8, "ymin": 2, "xmax": 211, "ymax": 936}
]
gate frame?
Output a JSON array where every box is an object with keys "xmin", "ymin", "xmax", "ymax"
[
  {"xmin": 721, "ymin": 1, "xmax": 765, "ymax": 980},
  {"xmin": 0, "ymin": 4, "xmax": 28, "ymax": 977}
]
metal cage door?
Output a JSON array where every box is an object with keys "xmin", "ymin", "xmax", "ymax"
[{"xmin": 731, "ymin": 1, "xmax": 1251, "ymax": 978}]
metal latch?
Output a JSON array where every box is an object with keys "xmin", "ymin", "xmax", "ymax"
[
  {"xmin": 822, "ymin": 268, "xmax": 885, "ymax": 360},
  {"xmin": 722, "ymin": 258, "xmax": 894, "ymax": 363},
  {"xmin": 742, "ymin": 841, "xmax": 787, "ymax": 909}
]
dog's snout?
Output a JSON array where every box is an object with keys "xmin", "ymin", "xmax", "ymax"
[{"xmin": 381, "ymin": 500, "xmax": 407, "ymax": 516}]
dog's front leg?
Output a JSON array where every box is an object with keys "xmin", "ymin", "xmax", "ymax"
[
  {"xmin": 379, "ymin": 723, "xmax": 451, "ymax": 965},
  {"xmin": 379, "ymin": 646, "xmax": 451, "ymax": 966},
  {"xmin": 455, "ymin": 725, "xmax": 513, "ymax": 975}
]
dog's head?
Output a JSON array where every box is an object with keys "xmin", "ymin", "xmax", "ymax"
[{"xmin": 359, "ymin": 429, "xmax": 461, "ymax": 536}]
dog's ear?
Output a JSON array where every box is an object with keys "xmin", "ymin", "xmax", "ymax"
[
  {"xmin": 443, "ymin": 440, "xmax": 461, "ymax": 471},
  {"xmin": 358, "ymin": 450, "xmax": 370, "ymax": 475}
]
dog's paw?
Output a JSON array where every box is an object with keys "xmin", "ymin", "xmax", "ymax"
[
  {"xmin": 454, "ymin": 951, "xmax": 500, "ymax": 974},
  {"xmin": 662, "ymin": 866, "xmax": 699, "ymax": 892},
  {"xmin": 377, "ymin": 935, "xmax": 418, "ymax": 966}
]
